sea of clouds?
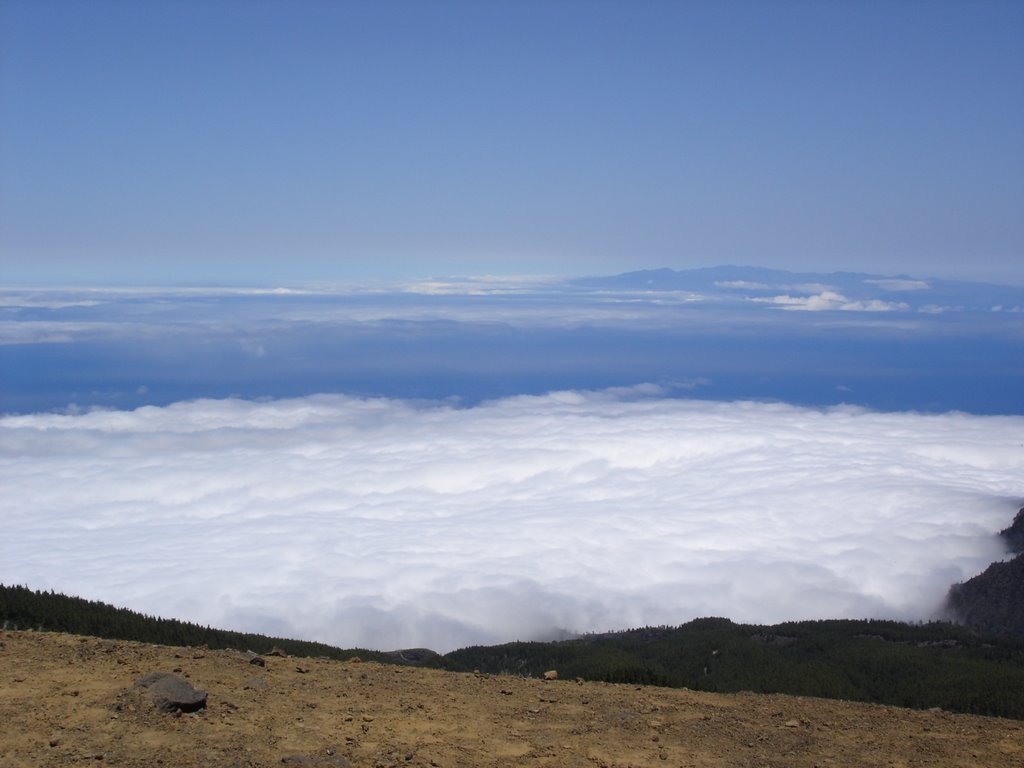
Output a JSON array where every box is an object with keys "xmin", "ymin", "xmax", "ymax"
[{"xmin": 3, "ymin": 388, "xmax": 1022, "ymax": 653}]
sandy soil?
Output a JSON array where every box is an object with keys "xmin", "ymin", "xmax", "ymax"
[{"xmin": 2, "ymin": 630, "xmax": 1022, "ymax": 767}]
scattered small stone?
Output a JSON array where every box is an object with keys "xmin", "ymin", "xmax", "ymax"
[
  {"xmin": 295, "ymin": 665, "xmax": 310, "ymax": 674},
  {"xmin": 784, "ymin": 719, "xmax": 800, "ymax": 728},
  {"xmin": 543, "ymin": 670, "xmax": 558, "ymax": 681},
  {"xmin": 268, "ymin": 647, "xmax": 289, "ymax": 657},
  {"xmin": 49, "ymin": 738, "xmax": 60, "ymax": 748},
  {"xmin": 250, "ymin": 656, "xmax": 267, "ymax": 667}
]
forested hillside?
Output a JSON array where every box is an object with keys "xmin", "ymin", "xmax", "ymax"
[
  {"xmin": 0, "ymin": 584, "xmax": 390, "ymax": 662},
  {"xmin": 945, "ymin": 506, "xmax": 1024, "ymax": 637},
  {"xmin": 434, "ymin": 617, "xmax": 1024, "ymax": 720}
]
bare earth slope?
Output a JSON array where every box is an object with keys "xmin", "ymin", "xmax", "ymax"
[{"xmin": 2, "ymin": 631, "xmax": 1022, "ymax": 768}]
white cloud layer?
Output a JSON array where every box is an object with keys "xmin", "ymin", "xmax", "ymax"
[
  {"xmin": 755, "ymin": 291, "xmax": 911, "ymax": 312},
  {"xmin": 2, "ymin": 391, "xmax": 1021, "ymax": 652}
]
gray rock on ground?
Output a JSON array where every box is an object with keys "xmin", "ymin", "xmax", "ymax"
[{"xmin": 133, "ymin": 672, "xmax": 208, "ymax": 713}]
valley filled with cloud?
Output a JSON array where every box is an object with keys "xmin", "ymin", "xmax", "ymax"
[{"xmin": 3, "ymin": 388, "xmax": 1021, "ymax": 652}]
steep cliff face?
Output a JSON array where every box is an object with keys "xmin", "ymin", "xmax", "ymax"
[{"xmin": 945, "ymin": 507, "xmax": 1024, "ymax": 638}]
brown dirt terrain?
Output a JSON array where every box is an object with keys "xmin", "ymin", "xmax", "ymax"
[{"xmin": 1, "ymin": 630, "xmax": 1022, "ymax": 768}]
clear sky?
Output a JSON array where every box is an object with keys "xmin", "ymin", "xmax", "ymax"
[{"xmin": 1, "ymin": 0, "xmax": 1022, "ymax": 285}]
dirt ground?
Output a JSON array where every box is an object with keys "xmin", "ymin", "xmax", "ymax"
[{"xmin": 2, "ymin": 630, "xmax": 1022, "ymax": 768}]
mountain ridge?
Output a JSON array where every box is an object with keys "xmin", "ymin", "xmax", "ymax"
[{"xmin": 945, "ymin": 507, "xmax": 1024, "ymax": 639}]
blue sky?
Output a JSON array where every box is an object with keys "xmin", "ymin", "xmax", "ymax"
[{"xmin": 1, "ymin": 0, "xmax": 1022, "ymax": 285}]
